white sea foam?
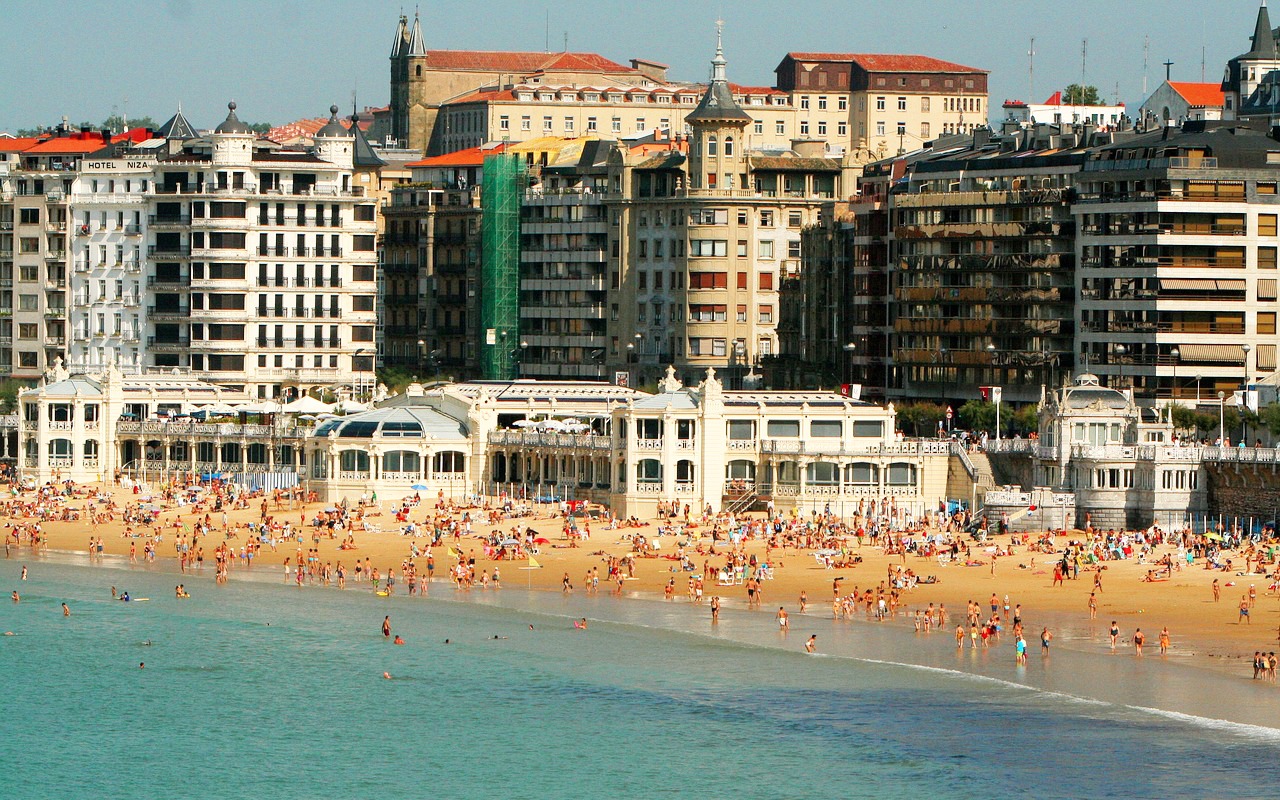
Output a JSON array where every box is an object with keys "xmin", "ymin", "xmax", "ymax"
[{"xmin": 1124, "ymin": 705, "xmax": 1280, "ymax": 742}]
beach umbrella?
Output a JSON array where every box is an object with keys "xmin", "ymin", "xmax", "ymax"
[
  {"xmin": 533, "ymin": 537, "xmax": 550, "ymax": 545},
  {"xmin": 512, "ymin": 419, "xmax": 538, "ymax": 428},
  {"xmin": 411, "ymin": 483, "xmax": 429, "ymax": 491},
  {"xmin": 201, "ymin": 402, "xmax": 237, "ymax": 414}
]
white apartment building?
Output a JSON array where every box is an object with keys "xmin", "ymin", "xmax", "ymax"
[{"xmin": 145, "ymin": 103, "xmax": 381, "ymax": 400}]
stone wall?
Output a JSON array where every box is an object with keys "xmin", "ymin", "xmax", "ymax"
[
  {"xmin": 1206, "ymin": 464, "xmax": 1280, "ymax": 523},
  {"xmin": 986, "ymin": 452, "xmax": 1035, "ymax": 490}
]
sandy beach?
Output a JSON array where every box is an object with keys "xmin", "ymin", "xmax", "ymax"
[{"xmin": 10, "ymin": 480, "xmax": 1280, "ymax": 680}]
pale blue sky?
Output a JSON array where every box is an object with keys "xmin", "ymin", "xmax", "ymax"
[{"xmin": 0, "ymin": 0, "xmax": 1260, "ymax": 134}]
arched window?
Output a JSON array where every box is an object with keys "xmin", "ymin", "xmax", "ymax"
[
  {"xmin": 433, "ymin": 451, "xmax": 465, "ymax": 474},
  {"xmin": 805, "ymin": 461, "xmax": 839, "ymax": 485},
  {"xmin": 845, "ymin": 463, "xmax": 878, "ymax": 485},
  {"xmin": 49, "ymin": 404, "xmax": 71, "ymax": 422},
  {"xmin": 707, "ymin": 135, "xmax": 718, "ymax": 156},
  {"xmin": 48, "ymin": 438, "xmax": 72, "ymax": 458},
  {"xmin": 84, "ymin": 440, "xmax": 99, "ymax": 458},
  {"xmin": 415, "ymin": 65, "xmax": 422, "ymax": 77},
  {"xmin": 886, "ymin": 462, "xmax": 917, "ymax": 486},
  {"xmin": 247, "ymin": 443, "xmax": 268, "ymax": 464},
  {"xmin": 724, "ymin": 136, "xmax": 734, "ymax": 156},
  {"xmin": 636, "ymin": 458, "xmax": 662, "ymax": 483},
  {"xmin": 221, "ymin": 442, "xmax": 241, "ymax": 464},
  {"xmin": 340, "ymin": 449, "xmax": 370, "ymax": 473},
  {"xmin": 676, "ymin": 459, "xmax": 695, "ymax": 483},
  {"xmin": 384, "ymin": 450, "xmax": 420, "ymax": 473}
]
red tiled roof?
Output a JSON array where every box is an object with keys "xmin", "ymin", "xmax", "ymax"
[
  {"xmin": 1169, "ymin": 81, "xmax": 1226, "ymax": 107},
  {"xmin": 0, "ymin": 137, "xmax": 44, "ymax": 153},
  {"xmin": 266, "ymin": 116, "xmax": 372, "ymax": 144},
  {"xmin": 447, "ymin": 88, "xmax": 517, "ymax": 105},
  {"xmin": 422, "ymin": 50, "xmax": 636, "ymax": 74},
  {"xmin": 24, "ymin": 133, "xmax": 113, "ymax": 154},
  {"xmin": 784, "ymin": 53, "xmax": 986, "ymax": 74},
  {"xmin": 406, "ymin": 143, "xmax": 509, "ymax": 168},
  {"xmin": 730, "ymin": 83, "xmax": 787, "ymax": 96}
]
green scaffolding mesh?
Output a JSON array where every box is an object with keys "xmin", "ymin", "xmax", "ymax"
[{"xmin": 479, "ymin": 153, "xmax": 525, "ymax": 379}]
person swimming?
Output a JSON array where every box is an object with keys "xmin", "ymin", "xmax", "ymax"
[
  {"xmin": 119, "ymin": 592, "xmax": 131, "ymax": 602},
  {"xmin": 393, "ymin": 635, "xmax": 405, "ymax": 645}
]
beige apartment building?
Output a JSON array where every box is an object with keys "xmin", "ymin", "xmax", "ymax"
[{"xmin": 774, "ymin": 52, "xmax": 989, "ymax": 157}]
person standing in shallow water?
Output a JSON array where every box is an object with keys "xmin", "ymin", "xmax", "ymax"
[{"xmin": 382, "ymin": 616, "xmax": 391, "ymax": 638}]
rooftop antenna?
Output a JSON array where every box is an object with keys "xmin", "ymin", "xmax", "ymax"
[
  {"xmin": 1081, "ymin": 39, "xmax": 1088, "ymax": 94},
  {"xmin": 1028, "ymin": 36, "xmax": 1036, "ymax": 101},
  {"xmin": 1202, "ymin": 45, "xmax": 1207, "ymax": 83},
  {"xmin": 1142, "ymin": 35, "xmax": 1149, "ymax": 96},
  {"xmin": 563, "ymin": 31, "xmax": 568, "ymax": 52},
  {"xmin": 544, "ymin": 10, "xmax": 549, "ymax": 53}
]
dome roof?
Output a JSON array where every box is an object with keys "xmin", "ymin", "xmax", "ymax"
[
  {"xmin": 1062, "ymin": 374, "xmax": 1129, "ymax": 410},
  {"xmin": 214, "ymin": 101, "xmax": 252, "ymax": 135},
  {"xmin": 315, "ymin": 105, "xmax": 351, "ymax": 139},
  {"xmin": 314, "ymin": 406, "xmax": 468, "ymax": 440}
]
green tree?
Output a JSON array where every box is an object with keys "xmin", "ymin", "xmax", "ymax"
[
  {"xmin": 102, "ymin": 114, "xmax": 158, "ymax": 133},
  {"xmin": 1064, "ymin": 84, "xmax": 1101, "ymax": 105},
  {"xmin": 1261, "ymin": 403, "xmax": 1280, "ymax": 438},
  {"xmin": 246, "ymin": 121, "xmax": 272, "ymax": 134},
  {"xmin": 1010, "ymin": 404, "xmax": 1040, "ymax": 436},
  {"xmin": 894, "ymin": 402, "xmax": 946, "ymax": 437},
  {"xmin": 958, "ymin": 399, "xmax": 997, "ymax": 434},
  {"xmin": 0, "ymin": 379, "xmax": 28, "ymax": 413}
]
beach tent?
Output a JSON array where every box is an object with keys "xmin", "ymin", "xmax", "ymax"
[
  {"xmin": 335, "ymin": 400, "xmax": 369, "ymax": 414},
  {"xmin": 281, "ymin": 395, "xmax": 334, "ymax": 414}
]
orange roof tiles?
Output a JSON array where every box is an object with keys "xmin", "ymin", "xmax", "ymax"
[
  {"xmin": 0, "ymin": 137, "xmax": 44, "ymax": 153},
  {"xmin": 1169, "ymin": 82, "xmax": 1226, "ymax": 107},
  {"xmin": 785, "ymin": 52, "xmax": 986, "ymax": 74},
  {"xmin": 421, "ymin": 50, "xmax": 637, "ymax": 74},
  {"xmin": 406, "ymin": 143, "xmax": 509, "ymax": 168}
]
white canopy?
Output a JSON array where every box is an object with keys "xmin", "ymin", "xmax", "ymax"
[
  {"xmin": 281, "ymin": 396, "xmax": 334, "ymax": 414},
  {"xmin": 335, "ymin": 400, "xmax": 369, "ymax": 414}
]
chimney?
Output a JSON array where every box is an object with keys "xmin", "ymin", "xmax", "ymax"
[{"xmin": 101, "ymin": 129, "xmax": 112, "ymax": 144}]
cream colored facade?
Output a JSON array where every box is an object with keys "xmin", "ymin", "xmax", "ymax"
[{"xmin": 434, "ymin": 83, "xmax": 799, "ymax": 155}]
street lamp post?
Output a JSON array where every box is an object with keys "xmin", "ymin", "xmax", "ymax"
[
  {"xmin": 985, "ymin": 343, "xmax": 1000, "ymax": 440},
  {"xmin": 1114, "ymin": 344, "xmax": 1127, "ymax": 393},
  {"xmin": 1218, "ymin": 390, "xmax": 1227, "ymax": 446},
  {"xmin": 1169, "ymin": 346, "xmax": 1180, "ymax": 401},
  {"xmin": 842, "ymin": 342, "xmax": 856, "ymax": 388},
  {"xmin": 1242, "ymin": 343, "xmax": 1252, "ymax": 443}
]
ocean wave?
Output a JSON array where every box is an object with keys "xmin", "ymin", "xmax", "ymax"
[
  {"xmin": 854, "ymin": 657, "xmax": 1110, "ymax": 706},
  {"xmin": 1124, "ymin": 705, "xmax": 1280, "ymax": 742}
]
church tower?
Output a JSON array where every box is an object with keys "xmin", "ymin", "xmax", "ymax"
[
  {"xmin": 389, "ymin": 12, "xmax": 428, "ymax": 149},
  {"xmin": 684, "ymin": 23, "xmax": 752, "ymax": 192}
]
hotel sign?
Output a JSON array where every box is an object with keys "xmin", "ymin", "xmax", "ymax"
[{"xmin": 82, "ymin": 159, "xmax": 154, "ymax": 172}]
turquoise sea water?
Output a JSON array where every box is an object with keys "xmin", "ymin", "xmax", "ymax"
[{"xmin": 2, "ymin": 555, "xmax": 1278, "ymax": 799}]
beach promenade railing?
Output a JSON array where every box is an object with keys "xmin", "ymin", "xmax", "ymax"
[
  {"xmin": 116, "ymin": 420, "xmax": 310, "ymax": 439},
  {"xmin": 486, "ymin": 430, "xmax": 612, "ymax": 450},
  {"xmin": 762, "ymin": 439, "xmax": 953, "ymax": 458},
  {"xmin": 1066, "ymin": 443, "xmax": 1280, "ymax": 465}
]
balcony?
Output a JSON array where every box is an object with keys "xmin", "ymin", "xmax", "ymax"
[
  {"xmin": 43, "ymin": 336, "xmax": 65, "ymax": 347},
  {"xmin": 148, "ymin": 245, "xmax": 191, "ymax": 257},
  {"xmin": 147, "ymin": 275, "xmax": 190, "ymax": 287},
  {"xmin": 148, "ymin": 306, "xmax": 190, "ymax": 318},
  {"xmin": 148, "ymin": 215, "xmax": 191, "ymax": 226},
  {"xmin": 147, "ymin": 336, "xmax": 191, "ymax": 349},
  {"xmin": 44, "ymin": 252, "xmax": 67, "ymax": 263},
  {"xmin": 44, "ymin": 308, "xmax": 66, "ymax": 318}
]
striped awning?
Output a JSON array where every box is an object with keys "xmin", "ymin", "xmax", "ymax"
[
  {"xmin": 1178, "ymin": 344, "xmax": 1249, "ymax": 363},
  {"xmin": 1259, "ymin": 279, "xmax": 1278, "ymax": 300},
  {"xmin": 1259, "ymin": 345, "xmax": 1277, "ymax": 371},
  {"xmin": 1159, "ymin": 278, "xmax": 1245, "ymax": 291}
]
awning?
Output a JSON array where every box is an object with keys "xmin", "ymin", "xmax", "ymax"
[
  {"xmin": 1159, "ymin": 278, "xmax": 1245, "ymax": 291},
  {"xmin": 1260, "ymin": 345, "xmax": 1277, "ymax": 371},
  {"xmin": 1259, "ymin": 278, "xmax": 1278, "ymax": 300},
  {"xmin": 1178, "ymin": 344, "xmax": 1249, "ymax": 363}
]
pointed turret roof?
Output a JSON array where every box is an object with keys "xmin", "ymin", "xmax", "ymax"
[
  {"xmin": 407, "ymin": 12, "xmax": 427, "ymax": 56},
  {"xmin": 156, "ymin": 106, "xmax": 198, "ymax": 140},
  {"xmin": 391, "ymin": 14, "xmax": 409, "ymax": 57},
  {"xmin": 214, "ymin": 101, "xmax": 252, "ymax": 135},
  {"xmin": 685, "ymin": 22, "xmax": 752, "ymax": 126},
  {"xmin": 315, "ymin": 105, "xmax": 351, "ymax": 139},
  {"xmin": 1247, "ymin": 1, "xmax": 1279, "ymax": 58},
  {"xmin": 351, "ymin": 114, "xmax": 386, "ymax": 168}
]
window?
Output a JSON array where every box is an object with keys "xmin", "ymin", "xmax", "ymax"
[
  {"xmin": 758, "ymin": 240, "xmax": 774, "ymax": 259},
  {"xmin": 758, "ymin": 305, "xmax": 773, "ymax": 323},
  {"xmin": 1261, "ymin": 247, "xmax": 1278, "ymax": 270},
  {"xmin": 754, "ymin": 120, "xmax": 763, "ymax": 134},
  {"xmin": 736, "ymin": 304, "xmax": 747, "ymax": 322},
  {"xmin": 689, "ymin": 304, "xmax": 727, "ymax": 322},
  {"xmin": 339, "ymin": 450, "xmax": 370, "ymax": 473},
  {"xmin": 760, "ymin": 210, "xmax": 774, "ymax": 227},
  {"xmin": 876, "ymin": 121, "xmax": 886, "ymax": 136},
  {"xmin": 776, "ymin": 121, "xmax": 785, "ymax": 135},
  {"xmin": 897, "ymin": 96, "xmax": 907, "ymax": 111},
  {"xmin": 800, "ymin": 96, "xmax": 810, "ymax": 109},
  {"xmin": 499, "ymin": 115, "xmax": 510, "ymax": 131},
  {"xmin": 587, "ymin": 117, "xmax": 598, "ymax": 132},
  {"xmin": 689, "ymin": 239, "xmax": 727, "ymax": 257},
  {"xmin": 920, "ymin": 121, "xmax": 931, "ymax": 139},
  {"xmin": 433, "ymin": 451, "xmax": 465, "ymax": 473},
  {"xmin": 19, "ymin": 294, "xmax": 37, "ymax": 311},
  {"xmin": 1261, "ymin": 215, "xmax": 1278, "ymax": 237},
  {"xmin": 636, "ymin": 459, "xmax": 662, "ymax": 483},
  {"xmin": 806, "ymin": 462, "xmax": 839, "ymax": 485},
  {"xmin": 876, "ymin": 96, "xmax": 886, "ymax": 110},
  {"xmin": 847, "ymin": 463, "xmax": 877, "ymax": 485},
  {"xmin": 19, "ymin": 208, "xmax": 39, "ymax": 225},
  {"xmin": 800, "ymin": 121, "xmax": 809, "ymax": 136},
  {"xmin": 817, "ymin": 121, "xmax": 826, "ymax": 136},
  {"xmin": 737, "ymin": 272, "xmax": 748, "ymax": 289},
  {"xmin": 817, "ymin": 96, "xmax": 827, "ymax": 110},
  {"xmin": 886, "ymin": 463, "xmax": 917, "ymax": 486},
  {"xmin": 689, "ymin": 272, "xmax": 727, "ymax": 289},
  {"xmin": 838, "ymin": 96, "xmax": 848, "ymax": 111},
  {"xmin": 766, "ymin": 420, "xmax": 800, "ymax": 437},
  {"xmin": 853, "ymin": 420, "xmax": 885, "ymax": 438},
  {"xmin": 838, "ymin": 122, "xmax": 847, "ymax": 137},
  {"xmin": 521, "ymin": 116, "xmax": 531, "ymax": 131},
  {"xmin": 811, "ymin": 420, "xmax": 841, "ymax": 438},
  {"xmin": 543, "ymin": 116, "xmax": 553, "ymax": 132},
  {"xmin": 383, "ymin": 451, "xmax": 420, "ymax": 473},
  {"xmin": 707, "ymin": 135, "xmax": 718, "ymax": 156},
  {"xmin": 727, "ymin": 420, "xmax": 755, "ymax": 440},
  {"xmin": 921, "ymin": 96, "xmax": 930, "ymax": 113},
  {"xmin": 758, "ymin": 272, "xmax": 774, "ymax": 290},
  {"xmin": 612, "ymin": 118, "xmax": 622, "ymax": 132}
]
